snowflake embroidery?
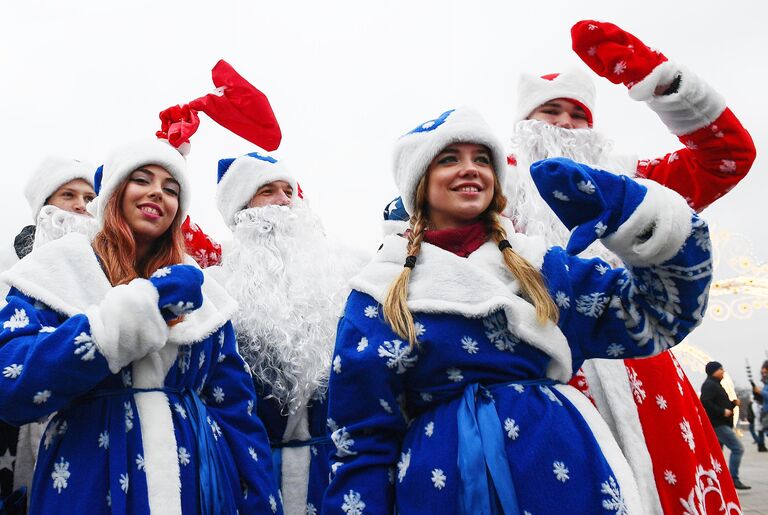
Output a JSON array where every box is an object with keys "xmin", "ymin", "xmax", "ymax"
[
  {"xmin": 208, "ymin": 417, "xmax": 222, "ymax": 440},
  {"xmin": 2, "ymin": 364, "xmax": 22, "ymax": 379},
  {"xmin": 663, "ymin": 469, "xmax": 677, "ymax": 485},
  {"xmin": 553, "ymin": 190, "xmax": 570, "ymax": 201},
  {"xmin": 164, "ymin": 301, "xmax": 196, "ymax": 317},
  {"xmin": 626, "ymin": 367, "xmax": 646, "ymax": 405},
  {"xmin": 655, "ymin": 395, "xmax": 668, "ymax": 410},
  {"xmin": 719, "ymin": 159, "xmax": 737, "ymax": 174},
  {"xmin": 606, "ymin": 343, "xmax": 625, "ymax": 357},
  {"xmin": 121, "ymin": 370, "xmax": 132, "ymax": 387},
  {"xmin": 461, "ymin": 336, "xmax": 479, "ymax": 354},
  {"xmin": 377, "ymin": 340, "xmax": 418, "ymax": 374},
  {"xmin": 124, "ymin": 402, "xmax": 135, "ymax": 432},
  {"xmin": 504, "ymin": 418, "xmax": 520, "ymax": 440},
  {"xmin": 119, "ymin": 473, "xmax": 129, "ymax": 493},
  {"xmin": 199, "ymin": 351, "xmax": 206, "ymax": 370},
  {"xmin": 613, "ymin": 60, "xmax": 627, "ymax": 75},
  {"xmin": 40, "ymin": 326, "xmax": 55, "ymax": 333},
  {"xmin": 248, "ymin": 447, "xmax": 258, "ymax": 462},
  {"xmin": 177, "ymin": 345, "xmax": 191, "ymax": 373},
  {"xmin": 594, "ymin": 222, "xmax": 608, "ymax": 237},
  {"xmin": 555, "ymin": 291, "xmax": 571, "ymax": 309},
  {"xmin": 98, "ymin": 431, "xmax": 109, "ymax": 449},
  {"xmin": 483, "ymin": 311, "xmax": 519, "ymax": 352},
  {"xmin": 107, "ymin": 490, "xmax": 111, "ymax": 507},
  {"xmin": 217, "ymin": 353, "xmax": 226, "ymax": 363},
  {"xmin": 174, "ymin": 402, "xmax": 188, "ymax": 419},
  {"xmin": 425, "ymin": 421, "xmax": 434, "ymax": 437},
  {"xmin": 269, "ymin": 495, "xmax": 277, "ymax": 513},
  {"xmin": 178, "ymin": 447, "xmax": 191, "ymax": 466},
  {"xmin": 414, "ymin": 322, "xmax": 426, "ymax": 338},
  {"xmin": 447, "ymin": 368, "xmax": 464, "ymax": 382},
  {"xmin": 577, "ymin": 180, "xmax": 596, "ymax": 194},
  {"xmin": 151, "ymin": 267, "xmax": 171, "ymax": 278},
  {"xmin": 363, "ymin": 305, "xmax": 379, "ymax": 318},
  {"xmin": 33, "ymin": 390, "xmax": 51, "ymax": 404},
  {"xmin": 511, "ymin": 383, "xmax": 525, "ymax": 393},
  {"xmin": 587, "ymin": 46, "xmax": 597, "ymax": 56},
  {"xmin": 212, "ymin": 386, "xmax": 225, "ymax": 404},
  {"xmin": 218, "ymin": 331, "xmax": 225, "ymax": 348},
  {"xmin": 331, "ymin": 426, "xmax": 357, "ymax": 457},
  {"xmin": 588, "ymin": 23, "xmax": 597, "ymax": 30},
  {"xmin": 341, "ymin": 490, "xmax": 366, "ymax": 515},
  {"xmin": 710, "ymin": 455, "xmax": 722, "ymax": 474},
  {"xmin": 307, "ymin": 503, "xmax": 318, "ymax": 515},
  {"xmin": 51, "ymin": 457, "xmax": 70, "ymax": 493},
  {"xmin": 73, "ymin": 332, "xmax": 97, "ymax": 361},
  {"xmin": 680, "ymin": 419, "xmax": 695, "ymax": 451},
  {"xmin": 356, "ymin": 337, "xmax": 369, "ymax": 352},
  {"xmin": 600, "ymin": 476, "xmax": 628, "ymax": 514},
  {"xmin": 333, "ymin": 355, "xmax": 342, "ymax": 374},
  {"xmin": 595, "ymin": 263, "xmax": 610, "ymax": 275},
  {"xmin": 397, "ymin": 449, "xmax": 411, "ymax": 482},
  {"xmin": 4, "ymin": 309, "xmax": 30, "ymax": 332},
  {"xmin": 247, "ymin": 400, "xmax": 254, "ymax": 417},
  {"xmin": 136, "ymin": 454, "xmax": 145, "ymax": 471},
  {"xmin": 431, "ymin": 468, "xmax": 447, "ymax": 490},
  {"xmin": 575, "ymin": 292, "xmax": 609, "ymax": 318},
  {"xmin": 539, "ymin": 386, "xmax": 563, "ymax": 405},
  {"xmin": 678, "ymin": 382, "xmax": 684, "ymax": 396},
  {"xmin": 377, "ymin": 398, "xmax": 393, "ymax": 414},
  {"xmin": 668, "ymin": 152, "xmax": 679, "ymax": 163},
  {"xmin": 553, "ymin": 461, "xmax": 570, "ymax": 482}
]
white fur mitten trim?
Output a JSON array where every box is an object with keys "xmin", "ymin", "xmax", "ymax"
[
  {"xmin": 86, "ymin": 278, "xmax": 169, "ymax": 373},
  {"xmin": 631, "ymin": 61, "xmax": 726, "ymax": 135},
  {"xmin": 602, "ymin": 179, "xmax": 693, "ymax": 267}
]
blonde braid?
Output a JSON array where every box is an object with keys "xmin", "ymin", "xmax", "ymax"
[
  {"xmin": 486, "ymin": 211, "xmax": 559, "ymax": 324},
  {"xmin": 383, "ymin": 178, "xmax": 428, "ymax": 347}
]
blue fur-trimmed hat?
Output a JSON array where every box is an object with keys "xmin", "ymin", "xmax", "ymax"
[{"xmin": 215, "ymin": 151, "xmax": 297, "ymax": 226}]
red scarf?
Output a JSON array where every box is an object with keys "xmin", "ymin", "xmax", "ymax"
[{"xmin": 422, "ymin": 221, "xmax": 488, "ymax": 258}]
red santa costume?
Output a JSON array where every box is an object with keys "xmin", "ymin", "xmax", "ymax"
[{"xmin": 506, "ymin": 20, "xmax": 756, "ymax": 515}]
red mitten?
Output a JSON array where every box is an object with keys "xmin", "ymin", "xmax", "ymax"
[
  {"xmin": 571, "ymin": 20, "xmax": 667, "ymax": 90},
  {"xmin": 156, "ymin": 104, "xmax": 201, "ymax": 150},
  {"xmin": 182, "ymin": 216, "xmax": 222, "ymax": 268}
]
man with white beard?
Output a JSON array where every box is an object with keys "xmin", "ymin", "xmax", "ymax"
[
  {"xmin": 506, "ymin": 20, "xmax": 756, "ymax": 513},
  {"xmin": 213, "ymin": 151, "xmax": 361, "ymax": 515},
  {"xmin": 0, "ymin": 155, "xmax": 98, "ymax": 514}
]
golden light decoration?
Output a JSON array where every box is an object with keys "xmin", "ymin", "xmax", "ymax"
[{"xmin": 707, "ymin": 226, "xmax": 768, "ymax": 321}]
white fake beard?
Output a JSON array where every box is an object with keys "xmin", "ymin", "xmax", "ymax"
[
  {"xmin": 222, "ymin": 203, "xmax": 350, "ymax": 414},
  {"xmin": 506, "ymin": 120, "xmax": 626, "ymax": 263},
  {"xmin": 34, "ymin": 205, "xmax": 99, "ymax": 249}
]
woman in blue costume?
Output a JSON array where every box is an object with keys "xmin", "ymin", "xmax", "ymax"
[
  {"xmin": 322, "ymin": 107, "xmax": 712, "ymax": 514},
  {"xmin": 0, "ymin": 139, "xmax": 281, "ymax": 514}
]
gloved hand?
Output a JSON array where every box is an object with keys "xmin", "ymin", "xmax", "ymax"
[
  {"xmin": 149, "ymin": 264, "xmax": 205, "ymax": 321},
  {"xmin": 529, "ymin": 157, "xmax": 648, "ymax": 255},
  {"xmin": 571, "ymin": 20, "xmax": 667, "ymax": 91}
]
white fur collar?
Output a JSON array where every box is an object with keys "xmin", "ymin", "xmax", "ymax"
[
  {"xmin": 0, "ymin": 233, "xmax": 237, "ymax": 344},
  {"xmin": 349, "ymin": 220, "xmax": 573, "ymax": 382}
]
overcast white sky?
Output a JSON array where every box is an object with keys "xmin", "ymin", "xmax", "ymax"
[{"xmin": 1, "ymin": 0, "xmax": 766, "ymax": 385}]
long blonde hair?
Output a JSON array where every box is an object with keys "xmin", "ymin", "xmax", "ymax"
[{"xmin": 383, "ymin": 174, "xmax": 559, "ymax": 347}]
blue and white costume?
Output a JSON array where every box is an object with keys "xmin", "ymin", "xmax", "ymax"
[
  {"xmin": 322, "ymin": 108, "xmax": 712, "ymax": 514},
  {"xmin": 0, "ymin": 234, "xmax": 281, "ymax": 514}
]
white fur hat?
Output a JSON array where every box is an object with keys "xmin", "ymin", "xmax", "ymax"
[
  {"xmin": 216, "ymin": 151, "xmax": 297, "ymax": 226},
  {"xmin": 89, "ymin": 139, "xmax": 189, "ymax": 223},
  {"xmin": 393, "ymin": 107, "xmax": 507, "ymax": 215},
  {"xmin": 515, "ymin": 69, "xmax": 596, "ymax": 125},
  {"xmin": 24, "ymin": 156, "xmax": 95, "ymax": 222}
]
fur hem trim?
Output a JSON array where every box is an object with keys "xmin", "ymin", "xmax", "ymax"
[
  {"xmin": 633, "ymin": 63, "xmax": 727, "ymax": 135},
  {"xmin": 349, "ymin": 219, "xmax": 573, "ymax": 382},
  {"xmin": 581, "ymin": 360, "xmax": 664, "ymax": 514},
  {"xmin": 86, "ymin": 279, "xmax": 168, "ymax": 374},
  {"xmin": 382, "ymin": 219, "xmax": 409, "ymax": 237},
  {"xmin": 602, "ymin": 180, "xmax": 693, "ymax": 267},
  {"xmin": 556, "ymin": 385, "xmax": 644, "ymax": 515},
  {"xmin": 135, "ymin": 391, "xmax": 182, "ymax": 515}
]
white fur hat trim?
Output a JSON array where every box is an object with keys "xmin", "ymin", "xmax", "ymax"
[{"xmin": 24, "ymin": 156, "xmax": 95, "ymax": 221}]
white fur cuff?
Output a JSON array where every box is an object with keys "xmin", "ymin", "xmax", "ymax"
[
  {"xmin": 633, "ymin": 62, "xmax": 726, "ymax": 135},
  {"xmin": 602, "ymin": 180, "xmax": 693, "ymax": 267},
  {"xmin": 86, "ymin": 278, "xmax": 169, "ymax": 373}
]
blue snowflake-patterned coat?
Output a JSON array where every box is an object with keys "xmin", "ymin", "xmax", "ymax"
[
  {"xmin": 322, "ymin": 185, "xmax": 712, "ymax": 514},
  {"xmin": 0, "ymin": 234, "xmax": 282, "ymax": 515}
]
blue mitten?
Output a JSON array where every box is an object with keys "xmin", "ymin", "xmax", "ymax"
[
  {"xmin": 149, "ymin": 264, "xmax": 205, "ymax": 320},
  {"xmin": 529, "ymin": 157, "xmax": 648, "ymax": 255}
]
